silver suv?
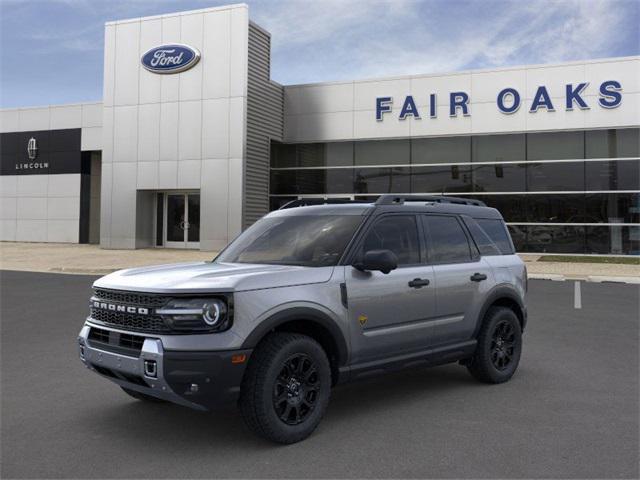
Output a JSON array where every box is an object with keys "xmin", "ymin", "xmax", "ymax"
[{"xmin": 78, "ymin": 195, "xmax": 527, "ymax": 444}]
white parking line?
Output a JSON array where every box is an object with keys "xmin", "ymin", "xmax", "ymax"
[{"xmin": 574, "ymin": 281, "xmax": 582, "ymax": 309}]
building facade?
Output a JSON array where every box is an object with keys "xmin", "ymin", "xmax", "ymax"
[{"xmin": 1, "ymin": 4, "xmax": 638, "ymax": 254}]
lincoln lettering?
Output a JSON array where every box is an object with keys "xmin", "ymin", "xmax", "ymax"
[{"xmin": 376, "ymin": 80, "xmax": 622, "ymax": 121}]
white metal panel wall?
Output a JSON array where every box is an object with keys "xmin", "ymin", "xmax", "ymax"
[
  {"xmin": 100, "ymin": 4, "xmax": 250, "ymax": 250},
  {"xmin": 283, "ymin": 57, "xmax": 640, "ymax": 142}
]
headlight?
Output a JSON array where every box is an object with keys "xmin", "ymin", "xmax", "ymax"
[{"xmin": 157, "ymin": 297, "xmax": 230, "ymax": 332}]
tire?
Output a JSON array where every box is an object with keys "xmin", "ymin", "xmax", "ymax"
[
  {"xmin": 239, "ymin": 332, "xmax": 331, "ymax": 444},
  {"xmin": 467, "ymin": 306, "xmax": 522, "ymax": 384},
  {"xmin": 120, "ymin": 386, "xmax": 165, "ymax": 403}
]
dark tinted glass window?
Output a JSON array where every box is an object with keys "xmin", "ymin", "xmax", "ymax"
[
  {"xmin": 527, "ymin": 162, "xmax": 585, "ymax": 191},
  {"xmin": 476, "ymin": 219, "xmax": 514, "ymax": 254},
  {"xmin": 585, "ymin": 128, "xmax": 640, "ymax": 158},
  {"xmin": 472, "ymin": 195, "xmax": 528, "ymax": 222},
  {"xmin": 527, "ymin": 131, "xmax": 584, "ymax": 160},
  {"xmin": 271, "ymin": 142, "xmax": 296, "ymax": 168},
  {"xmin": 586, "ymin": 226, "xmax": 640, "ymax": 255},
  {"xmin": 585, "ymin": 193, "xmax": 640, "ymax": 224},
  {"xmin": 412, "ymin": 136, "xmax": 470, "ymax": 164},
  {"xmin": 354, "ymin": 167, "xmax": 410, "ymax": 194},
  {"xmin": 472, "ymin": 134, "xmax": 525, "ymax": 163},
  {"xmin": 472, "ymin": 163, "xmax": 526, "ymax": 192},
  {"xmin": 411, "ymin": 165, "xmax": 473, "ymax": 193},
  {"xmin": 526, "ymin": 194, "xmax": 585, "ymax": 222},
  {"xmin": 361, "ymin": 215, "xmax": 420, "ymax": 265},
  {"xmin": 585, "ymin": 160, "xmax": 639, "ymax": 190},
  {"xmin": 424, "ymin": 215, "xmax": 472, "ymax": 263},
  {"xmin": 512, "ymin": 225, "xmax": 586, "ymax": 253},
  {"xmin": 217, "ymin": 215, "xmax": 363, "ymax": 267},
  {"xmin": 270, "ymin": 170, "xmax": 354, "ymax": 195},
  {"xmin": 355, "ymin": 140, "xmax": 409, "ymax": 166}
]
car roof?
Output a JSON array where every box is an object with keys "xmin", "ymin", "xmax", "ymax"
[{"xmin": 269, "ymin": 197, "xmax": 504, "ymax": 220}]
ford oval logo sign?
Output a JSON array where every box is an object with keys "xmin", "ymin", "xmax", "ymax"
[{"xmin": 141, "ymin": 44, "xmax": 201, "ymax": 74}]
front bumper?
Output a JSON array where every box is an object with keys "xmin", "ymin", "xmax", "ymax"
[{"xmin": 77, "ymin": 324, "xmax": 251, "ymax": 411}]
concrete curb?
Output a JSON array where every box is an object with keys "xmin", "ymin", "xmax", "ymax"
[{"xmin": 529, "ymin": 273, "xmax": 640, "ymax": 284}]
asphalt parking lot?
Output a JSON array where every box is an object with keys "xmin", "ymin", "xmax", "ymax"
[{"xmin": 1, "ymin": 270, "xmax": 638, "ymax": 479}]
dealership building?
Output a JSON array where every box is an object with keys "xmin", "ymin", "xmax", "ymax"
[{"xmin": 1, "ymin": 3, "xmax": 638, "ymax": 254}]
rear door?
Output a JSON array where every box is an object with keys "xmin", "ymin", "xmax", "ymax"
[
  {"xmin": 422, "ymin": 214, "xmax": 493, "ymax": 345},
  {"xmin": 345, "ymin": 214, "xmax": 436, "ymax": 364}
]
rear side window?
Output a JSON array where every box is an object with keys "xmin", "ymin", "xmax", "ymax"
[
  {"xmin": 361, "ymin": 215, "xmax": 420, "ymax": 265},
  {"xmin": 463, "ymin": 217, "xmax": 502, "ymax": 256},
  {"xmin": 423, "ymin": 215, "xmax": 472, "ymax": 264},
  {"xmin": 476, "ymin": 218, "xmax": 515, "ymax": 254}
]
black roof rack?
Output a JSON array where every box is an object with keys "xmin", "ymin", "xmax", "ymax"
[
  {"xmin": 279, "ymin": 198, "xmax": 371, "ymax": 210},
  {"xmin": 375, "ymin": 194, "xmax": 486, "ymax": 207}
]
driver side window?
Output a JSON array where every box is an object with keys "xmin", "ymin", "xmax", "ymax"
[{"xmin": 361, "ymin": 215, "xmax": 420, "ymax": 265}]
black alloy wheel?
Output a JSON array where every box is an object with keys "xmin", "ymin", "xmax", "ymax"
[{"xmin": 273, "ymin": 353, "xmax": 321, "ymax": 425}]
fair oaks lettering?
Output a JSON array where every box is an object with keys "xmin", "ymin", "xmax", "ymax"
[{"xmin": 376, "ymin": 80, "xmax": 622, "ymax": 121}]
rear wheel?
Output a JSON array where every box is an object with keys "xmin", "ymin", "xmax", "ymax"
[
  {"xmin": 239, "ymin": 332, "xmax": 331, "ymax": 444},
  {"xmin": 120, "ymin": 386, "xmax": 165, "ymax": 403},
  {"xmin": 467, "ymin": 307, "xmax": 522, "ymax": 384}
]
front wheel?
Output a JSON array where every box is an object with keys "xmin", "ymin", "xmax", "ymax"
[
  {"xmin": 467, "ymin": 307, "xmax": 522, "ymax": 384},
  {"xmin": 239, "ymin": 332, "xmax": 331, "ymax": 444}
]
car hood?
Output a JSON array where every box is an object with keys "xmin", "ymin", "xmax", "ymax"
[{"xmin": 93, "ymin": 261, "xmax": 335, "ymax": 293}]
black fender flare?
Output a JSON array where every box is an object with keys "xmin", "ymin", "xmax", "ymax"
[
  {"xmin": 474, "ymin": 284, "xmax": 527, "ymax": 336},
  {"xmin": 241, "ymin": 307, "xmax": 349, "ymax": 366}
]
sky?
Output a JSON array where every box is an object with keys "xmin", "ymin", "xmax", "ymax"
[{"xmin": 0, "ymin": 0, "xmax": 638, "ymax": 108}]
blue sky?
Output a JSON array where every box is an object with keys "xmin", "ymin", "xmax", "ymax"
[{"xmin": 1, "ymin": 0, "xmax": 638, "ymax": 108}]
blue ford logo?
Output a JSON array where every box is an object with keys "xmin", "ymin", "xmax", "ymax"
[{"xmin": 141, "ymin": 44, "xmax": 201, "ymax": 74}]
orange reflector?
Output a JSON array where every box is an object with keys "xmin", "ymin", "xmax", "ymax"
[{"xmin": 231, "ymin": 354, "xmax": 247, "ymax": 364}]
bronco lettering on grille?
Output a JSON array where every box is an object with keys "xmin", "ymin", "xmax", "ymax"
[{"xmin": 92, "ymin": 301, "xmax": 149, "ymax": 315}]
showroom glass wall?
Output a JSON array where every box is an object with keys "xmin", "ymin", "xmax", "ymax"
[{"xmin": 269, "ymin": 128, "xmax": 640, "ymax": 255}]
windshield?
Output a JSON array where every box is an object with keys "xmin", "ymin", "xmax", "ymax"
[{"xmin": 215, "ymin": 215, "xmax": 363, "ymax": 267}]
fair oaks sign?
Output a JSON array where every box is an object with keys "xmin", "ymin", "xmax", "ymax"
[
  {"xmin": 376, "ymin": 80, "xmax": 623, "ymax": 121},
  {"xmin": 141, "ymin": 44, "xmax": 201, "ymax": 74}
]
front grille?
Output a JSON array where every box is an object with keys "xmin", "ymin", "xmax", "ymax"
[
  {"xmin": 90, "ymin": 288, "xmax": 170, "ymax": 333},
  {"xmin": 93, "ymin": 288, "xmax": 168, "ymax": 308},
  {"xmin": 89, "ymin": 308, "xmax": 169, "ymax": 333}
]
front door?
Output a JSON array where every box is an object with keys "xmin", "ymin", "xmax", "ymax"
[
  {"xmin": 164, "ymin": 193, "xmax": 200, "ymax": 249},
  {"xmin": 345, "ymin": 214, "xmax": 436, "ymax": 364}
]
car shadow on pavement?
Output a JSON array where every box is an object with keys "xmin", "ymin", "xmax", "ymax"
[{"xmin": 80, "ymin": 363, "xmax": 481, "ymax": 449}]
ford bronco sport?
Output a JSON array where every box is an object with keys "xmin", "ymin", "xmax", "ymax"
[{"xmin": 78, "ymin": 195, "xmax": 527, "ymax": 444}]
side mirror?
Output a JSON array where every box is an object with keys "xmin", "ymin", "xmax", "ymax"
[{"xmin": 354, "ymin": 249, "xmax": 398, "ymax": 274}]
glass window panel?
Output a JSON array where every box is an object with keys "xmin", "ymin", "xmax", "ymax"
[
  {"xmin": 585, "ymin": 193, "xmax": 640, "ymax": 224},
  {"xmin": 517, "ymin": 225, "xmax": 586, "ymax": 253},
  {"xmin": 361, "ymin": 215, "xmax": 420, "ymax": 265},
  {"xmin": 269, "ymin": 196, "xmax": 297, "ymax": 211},
  {"xmin": 472, "ymin": 134, "xmax": 525, "ymax": 163},
  {"xmin": 527, "ymin": 161, "xmax": 585, "ymax": 191},
  {"xmin": 355, "ymin": 139, "xmax": 409, "ymax": 166},
  {"xmin": 411, "ymin": 165, "xmax": 473, "ymax": 193},
  {"xmin": 472, "ymin": 163, "xmax": 526, "ymax": 192},
  {"xmin": 297, "ymin": 144, "xmax": 325, "ymax": 167},
  {"xmin": 585, "ymin": 160, "xmax": 640, "ymax": 190},
  {"xmin": 424, "ymin": 215, "xmax": 472, "ymax": 263},
  {"xmin": 270, "ymin": 142, "xmax": 296, "ymax": 168},
  {"xmin": 526, "ymin": 194, "xmax": 585, "ymax": 222},
  {"xmin": 270, "ymin": 170, "xmax": 298, "ymax": 195},
  {"xmin": 354, "ymin": 167, "xmax": 410, "ymax": 194},
  {"xmin": 187, "ymin": 194, "xmax": 200, "ymax": 242},
  {"xmin": 476, "ymin": 218, "xmax": 515, "ymax": 254},
  {"xmin": 527, "ymin": 131, "xmax": 584, "ymax": 160},
  {"xmin": 585, "ymin": 128, "xmax": 640, "ymax": 158},
  {"xmin": 412, "ymin": 136, "xmax": 471, "ymax": 164},
  {"xmin": 586, "ymin": 226, "xmax": 640, "ymax": 255},
  {"xmin": 325, "ymin": 169, "xmax": 354, "ymax": 194},
  {"xmin": 472, "ymin": 195, "xmax": 528, "ymax": 222},
  {"xmin": 326, "ymin": 142, "xmax": 354, "ymax": 166}
]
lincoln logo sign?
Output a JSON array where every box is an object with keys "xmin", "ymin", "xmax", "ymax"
[
  {"xmin": 376, "ymin": 80, "xmax": 622, "ymax": 120},
  {"xmin": 141, "ymin": 44, "xmax": 200, "ymax": 74}
]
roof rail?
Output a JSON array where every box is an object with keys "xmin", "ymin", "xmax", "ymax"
[
  {"xmin": 279, "ymin": 198, "xmax": 371, "ymax": 210},
  {"xmin": 375, "ymin": 194, "xmax": 487, "ymax": 207}
]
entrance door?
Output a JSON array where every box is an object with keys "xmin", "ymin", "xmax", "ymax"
[{"xmin": 164, "ymin": 193, "xmax": 200, "ymax": 249}]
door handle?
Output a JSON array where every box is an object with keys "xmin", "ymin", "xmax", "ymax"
[
  {"xmin": 470, "ymin": 272, "xmax": 487, "ymax": 282},
  {"xmin": 408, "ymin": 278, "xmax": 430, "ymax": 288}
]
